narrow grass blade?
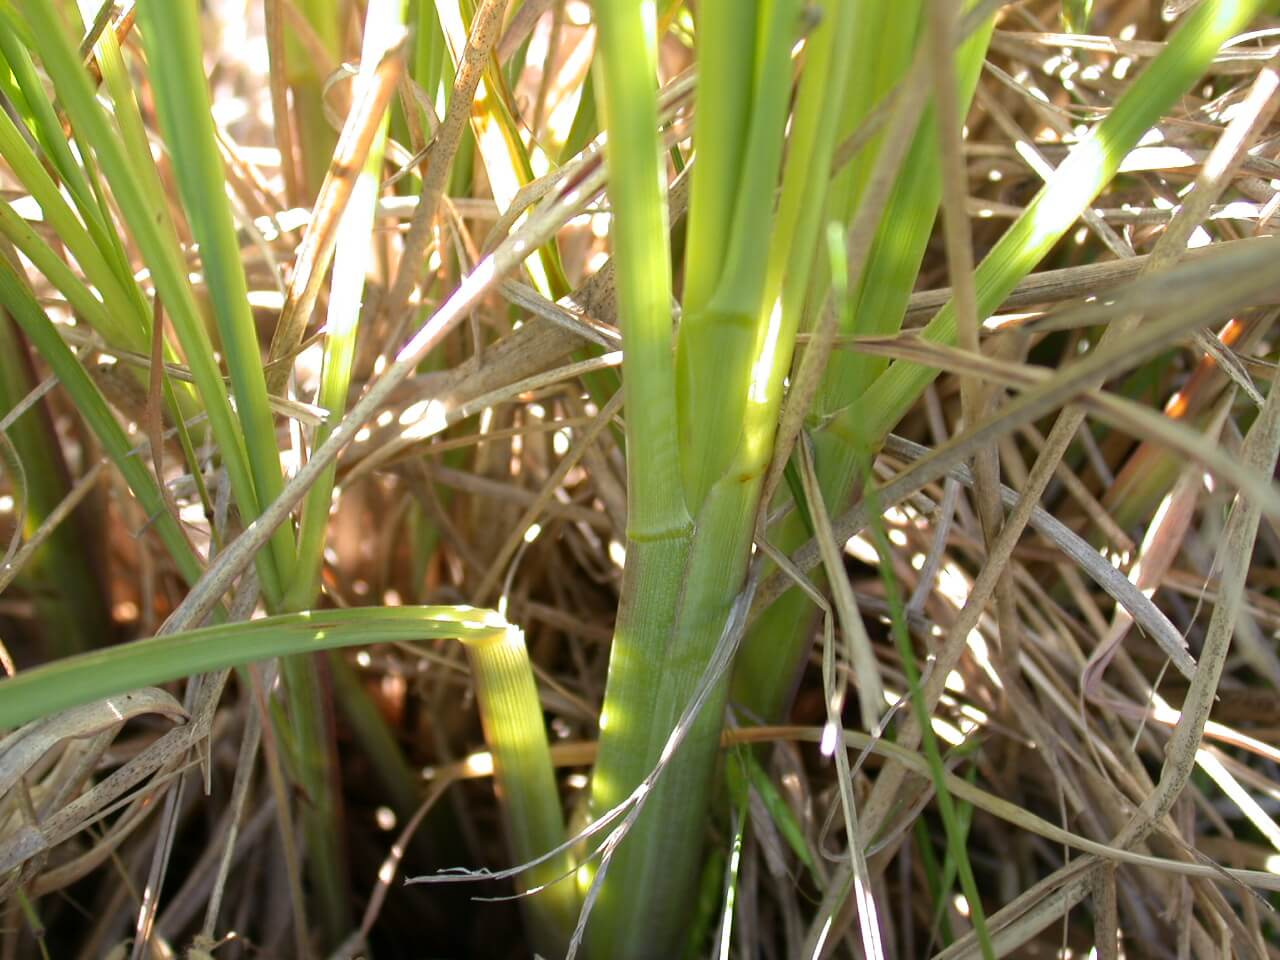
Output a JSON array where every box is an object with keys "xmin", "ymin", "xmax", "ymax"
[
  {"xmin": 135, "ymin": 0, "xmax": 298, "ymax": 592},
  {"xmin": 0, "ymin": 606, "xmax": 512, "ymax": 730},
  {"xmin": 18, "ymin": 0, "xmax": 283, "ymax": 600},
  {"xmin": 287, "ymin": 0, "xmax": 404, "ymax": 609}
]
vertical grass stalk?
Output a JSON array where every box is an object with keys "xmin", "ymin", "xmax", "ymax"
[
  {"xmin": 581, "ymin": 1, "xmax": 692, "ymax": 955},
  {"xmin": 585, "ymin": 3, "xmax": 855, "ymax": 955},
  {"xmin": 278, "ymin": 0, "xmax": 406, "ymax": 942},
  {"xmin": 135, "ymin": 0, "xmax": 297, "ymax": 597}
]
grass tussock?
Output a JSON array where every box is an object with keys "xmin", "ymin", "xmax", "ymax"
[{"xmin": 1, "ymin": 1, "xmax": 1280, "ymax": 958}]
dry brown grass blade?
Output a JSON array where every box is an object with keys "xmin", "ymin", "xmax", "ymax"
[
  {"xmin": 263, "ymin": 0, "xmax": 303, "ymax": 207},
  {"xmin": 19, "ymin": 768, "xmax": 178, "ymax": 898},
  {"xmin": 0, "ymin": 689, "xmax": 185, "ymax": 800},
  {"xmin": 727, "ymin": 727, "xmax": 1280, "ymax": 892},
  {"xmin": 0, "ymin": 672, "xmax": 225, "ymax": 876},
  {"xmin": 152, "ymin": 799, "xmax": 275, "ymax": 945},
  {"xmin": 265, "ymin": 30, "xmax": 408, "ymax": 393},
  {"xmin": 854, "ymin": 41, "xmax": 1280, "ymax": 877},
  {"xmin": 757, "ymin": 431, "xmax": 1196, "ymax": 677},
  {"xmin": 847, "ymin": 331, "xmax": 1280, "ymax": 519},
  {"xmin": 244, "ymin": 660, "xmax": 312, "ymax": 959},
  {"xmin": 1017, "ymin": 422, "xmax": 1134, "ymax": 554},
  {"xmin": 473, "ymin": 388, "xmax": 623, "ymax": 603},
  {"xmin": 161, "ymin": 123, "xmax": 610, "ymax": 635},
  {"xmin": 496, "ymin": 0, "xmax": 555, "ymax": 64},
  {"xmin": 760, "ymin": 232, "xmax": 1280, "ymax": 630},
  {"xmin": 1119, "ymin": 323, "xmax": 1280, "ymax": 870},
  {"xmin": 990, "ymin": 28, "xmax": 1276, "ymax": 71},
  {"xmin": 499, "ymin": 278, "xmax": 620, "ymax": 348},
  {"xmin": 79, "ymin": 0, "xmax": 136, "ymax": 87},
  {"xmin": 937, "ymin": 352, "xmax": 1280, "ymax": 960},
  {"xmin": 425, "ymin": 463, "xmax": 612, "ymax": 532},
  {"xmin": 797, "ymin": 435, "xmax": 883, "ymax": 734},
  {"xmin": 931, "ymin": 859, "xmax": 1097, "ymax": 960},
  {"xmin": 128, "ymin": 551, "xmax": 255, "ymax": 960},
  {"xmin": 381, "ymin": 0, "xmax": 509, "ymax": 329},
  {"xmin": 0, "ymin": 461, "xmax": 103, "ymax": 598},
  {"xmin": 341, "ymin": 350, "xmax": 621, "ymax": 486},
  {"xmin": 976, "ymin": 69, "xmax": 1134, "ymax": 260},
  {"xmin": 900, "ymin": 235, "xmax": 1275, "ymax": 326},
  {"xmin": 795, "ymin": 437, "xmax": 886, "ymax": 957},
  {"xmin": 1081, "ymin": 397, "xmax": 1227, "ymax": 706},
  {"xmin": 198, "ymin": 698, "xmax": 262, "ymax": 946},
  {"xmin": 926, "ymin": 0, "xmax": 987, "ymax": 434}
]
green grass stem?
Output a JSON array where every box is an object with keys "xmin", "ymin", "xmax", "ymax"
[
  {"xmin": 584, "ymin": 3, "xmax": 855, "ymax": 955},
  {"xmin": 733, "ymin": 0, "xmax": 993, "ymax": 723}
]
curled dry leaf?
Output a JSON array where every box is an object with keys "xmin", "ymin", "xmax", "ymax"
[
  {"xmin": 0, "ymin": 688, "xmax": 188, "ymax": 885},
  {"xmin": 0, "ymin": 687, "xmax": 187, "ymax": 813},
  {"xmin": 0, "ymin": 686, "xmax": 186, "ymax": 885}
]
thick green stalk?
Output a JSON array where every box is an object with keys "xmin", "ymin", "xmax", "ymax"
[
  {"xmin": 678, "ymin": 0, "xmax": 756, "ymax": 320},
  {"xmin": 585, "ymin": 3, "xmax": 851, "ymax": 955},
  {"xmin": 675, "ymin": 0, "xmax": 797, "ymax": 508},
  {"xmin": 582, "ymin": 1, "xmax": 693, "ymax": 954},
  {"xmin": 586, "ymin": 483, "xmax": 758, "ymax": 959},
  {"xmin": 590, "ymin": 1, "xmax": 687, "ymax": 540}
]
